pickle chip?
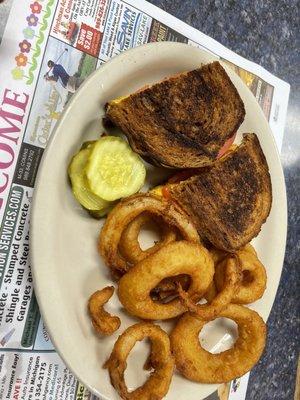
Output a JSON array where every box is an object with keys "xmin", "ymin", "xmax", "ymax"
[
  {"xmin": 87, "ymin": 206, "xmax": 115, "ymax": 219},
  {"xmin": 86, "ymin": 136, "xmax": 146, "ymax": 201},
  {"xmin": 80, "ymin": 140, "xmax": 97, "ymax": 150},
  {"xmin": 68, "ymin": 147, "xmax": 111, "ymax": 213}
]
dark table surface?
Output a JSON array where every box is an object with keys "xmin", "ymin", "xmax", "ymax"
[{"xmin": 1, "ymin": 1, "xmax": 299, "ymax": 399}]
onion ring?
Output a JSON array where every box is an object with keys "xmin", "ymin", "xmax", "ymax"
[
  {"xmin": 178, "ymin": 255, "xmax": 241, "ymax": 320},
  {"xmin": 215, "ymin": 248, "xmax": 267, "ymax": 304},
  {"xmin": 88, "ymin": 287, "xmax": 121, "ymax": 335},
  {"xmin": 99, "ymin": 194, "xmax": 200, "ymax": 277},
  {"xmin": 208, "ymin": 244, "xmax": 256, "ymax": 267},
  {"xmin": 119, "ymin": 212, "xmax": 177, "ymax": 264},
  {"xmin": 204, "ymin": 281, "xmax": 218, "ymax": 303},
  {"xmin": 170, "ymin": 304, "xmax": 266, "ymax": 383},
  {"xmin": 243, "ymin": 243, "xmax": 257, "ymax": 255},
  {"xmin": 209, "ymin": 247, "xmax": 228, "ymax": 265},
  {"xmin": 119, "ymin": 212, "xmax": 187, "ymax": 298},
  {"xmin": 118, "ymin": 241, "xmax": 214, "ymax": 320},
  {"xmin": 151, "ymin": 275, "xmax": 190, "ymax": 301},
  {"xmin": 203, "ymin": 247, "xmax": 229, "ymax": 303},
  {"xmin": 104, "ymin": 322, "xmax": 174, "ymax": 400}
]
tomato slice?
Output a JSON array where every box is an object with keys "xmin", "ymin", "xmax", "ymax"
[
  {"xmin": 162, "ymin": 186, "xmax": 171, "ymax": 200},
  {"xmin": 217, "ymin": 133, "xmax": 237, "ymax": 159}
]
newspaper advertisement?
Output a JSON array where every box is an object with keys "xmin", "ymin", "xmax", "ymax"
[{"xmin": 0, "ymin": 0, "xmax": 290, "ymax": 399}]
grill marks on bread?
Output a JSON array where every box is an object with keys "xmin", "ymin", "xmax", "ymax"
[
  {"xmin": 169, "ymin": 134, "xmax": 272, "ymax": 251},
  {"xmin": 106, "ymin": 62, "xmax": 245, "ymax": 168}
]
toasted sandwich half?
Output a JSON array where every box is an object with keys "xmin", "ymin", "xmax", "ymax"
[
  {"xmin": 169, "ymin": 133, "xmax": 272, "ymax": 251},
  {"xmin": 105, "ymin": 61, "xmax": 245, "ymax": 169}
]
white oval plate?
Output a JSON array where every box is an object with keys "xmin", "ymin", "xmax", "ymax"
[{"xmin": 30, "ymin": 42, "xmax": 287, "ymax": 400}]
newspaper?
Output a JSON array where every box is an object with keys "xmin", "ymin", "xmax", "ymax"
[{"xmin": 0, "ymin": 0, "xmax": 290, "ymax": 399}]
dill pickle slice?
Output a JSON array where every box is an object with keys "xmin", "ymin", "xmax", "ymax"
[
  {"xmin": 87, "ymin": 205, "xmax": 115, "ymax": 219},
  {"xmin": 86, "ymin": 136, "xmax": 146, "ymax": 201},
  {"xmin": 68, "ymin": 147, "xmax": 111, "ymax": 212},
  {"xmin": 80, "ymin": 140, "xmax": 97, "ymax": 150}
]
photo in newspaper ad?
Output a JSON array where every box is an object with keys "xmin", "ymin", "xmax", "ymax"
[
  {"xmin": 51, "ymin": 0, "xmax": 152, "ymax": 62},
  {"xmin": 25, "ymin": 36, "xmax": 97, "ymax": 149},
  {"xmin": 51, "ymin": 0, "xmax": 110, "ymax": 57}
]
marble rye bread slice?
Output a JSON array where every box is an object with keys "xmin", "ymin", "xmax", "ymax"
[
  {"xmin": 169, "ymin": 133, "xmax": 272, "ymax": 251},
  {"xmin": 105, "ymin": 61, "xmax": 245, "ymax": 169}
]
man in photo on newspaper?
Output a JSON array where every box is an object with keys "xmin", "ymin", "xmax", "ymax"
[{"xmin": 44, "ymin": 60, "xmax": 82, "ymax": 93}]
